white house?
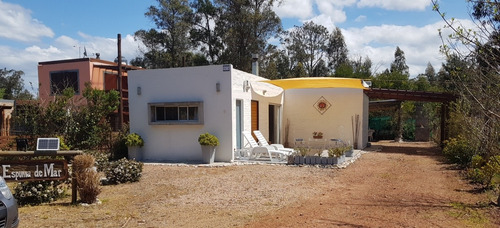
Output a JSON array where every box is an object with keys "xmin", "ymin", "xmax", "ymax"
[{"xmin": 128, "ymin": 64, "xmax": 369, "ymax": 162}]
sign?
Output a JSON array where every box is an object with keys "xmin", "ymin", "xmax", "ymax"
[{"xmin": 1, "ymin": 160, "xmax": 68, "ymax": 182}]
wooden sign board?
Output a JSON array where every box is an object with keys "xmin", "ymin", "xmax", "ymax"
[{"xmin": 1, "ymin": 160, "xmax": 68, "ymax": 182}]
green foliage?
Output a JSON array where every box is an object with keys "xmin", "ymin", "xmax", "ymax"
[
  {"xmin": 12, "ymin": 85, "xmax": 119, "ymax": 151},
  {"xmin": 125, "ymin": 133, "xmax": 144, "ymax": 147},
  {"xmin": 57, "ymin": 136, "xmax": 70, "ymax": 150},
  {"xmin": 467, "ymin": 155, "xmax": 500, "ymax": 189},
  {"xmin": 13, "ymin": 180, "xmax": 66, "ymax": 206},
  {"xmin": 85, "ymin": 150, "xmax": 111, "ymax": 172},
  {"xmin": 102, "ymin": 158, "xmax": 143, "ymax": 185},
  {"xmin": 328, "ymin": 145, "xmax": 351, "ymax": 158},
  {"xmin": 198, "ymin": 132, "xmax": 219, "ymax": 146},
  {"xmin": 0, "ymin": 68, "xmax": 33, "ymax": 99},
  {"xmin": 443, "ymin": 136, "xmax": 476, "ymax": 167}
]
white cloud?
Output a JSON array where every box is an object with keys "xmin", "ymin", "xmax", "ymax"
[
  {"xmin": 342, "ymin": 19, "xmax": 475, "ymax": 77},
  {"xmin": 273, "ymin": 0, "xmax": 314, "ymax": 19},
  {"xmin": 0, "ymin": 0, "xmax": 54, "ymax": 42},
  {"xmin": 354, "ymin": 15, "xmax": 366, "ymax": 22},
  {"xmin": 357, "ymin": 0, "xmax": 431, "ymax": 11}
]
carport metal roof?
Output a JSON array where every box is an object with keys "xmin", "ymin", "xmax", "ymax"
[{"xmin": 365, "ymin": 88, "xmax": 457, "ymax": 102}]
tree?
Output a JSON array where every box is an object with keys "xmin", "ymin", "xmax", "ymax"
[
  {"xmin": 284, "ymin": 21, "xmax": 329, "ymax": 77},
  {"xmin": 424, "ymin": 62, "xmax": 436, "ymax": 83},
  {"xmin": 372, "ymin": 47, "xmax": 410, "ymax": 90},
  {"xmin": 390, "ymin": 46, "xmax": 410, "ymax": 76},
  {"xmin": 216, "ymin": 0, "xmax": 282, "ymax": 72},
  {"xmin": 433, "ymin": 0, "xmax": 500, "ymax": 204},
  {"xmin": 135, "ymin": 0, "xmax": 194, "ymax": 68},
  {"xmin": 0, "ymin": 68, "xmax": 33, "ymax": 99},
  {"xmin": 327, "ymin": 27, "xmax": 349, "ymax": 74},
  {"xmin": 190, "ymin": 0, "xmax": 223, "ymax": 64}
]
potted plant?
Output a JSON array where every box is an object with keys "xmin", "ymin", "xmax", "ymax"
[
  {"xmin": 198, "ymin": 132, "xmax": 219, "ymax": 164},
  {"xmin": 312, "ymin": 131, "xmax": 323, "ymax": 139},
  {"xmin": 126, "ymin": 133, "xmax": 144, "ymax": 160}
]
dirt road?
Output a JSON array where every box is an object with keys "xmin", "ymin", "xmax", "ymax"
[
  {"xmin": 246, "ymin": 141, "xmax": 499, "ymax": 227},
  {"xmin": 18, "ymin": 141, "xmax": 498, "ymax": 227}
]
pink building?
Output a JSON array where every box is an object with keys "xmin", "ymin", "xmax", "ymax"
[{"xmin": 38, "ymin": 58, "xmax": 140, "ymax": 128}]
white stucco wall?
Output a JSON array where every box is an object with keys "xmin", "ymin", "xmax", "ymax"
[
  {"xmin": 129, "ymin": 65, "xmax": 234, "ymax": 162},
  {"xmin": 231, "ymin": 70, "xmax": 283, "ymax": 152},
  {"xmin": 282, "ymin": 88, "xmax": 368, "ymax": 149}
]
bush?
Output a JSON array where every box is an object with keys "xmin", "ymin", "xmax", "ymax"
[
  {"xmin": 73, "ymin": 154, "xmax": 101, "ymax": 203},
  {"xmin": 467, "ymin": 155, "xmax": 500, "ymax": 189},
  {"xmin": 125, "ymin": 133, "xmax": 144, "ymax": 147},
  {"xmin": 102, "ymin": 158, "xmax": 143, "ymax": 185},
  {"xmin": 198, "ymin": 133, "xmax": 219, "ymax": 146},
  {"xmin": 14, "ymin": 181, "xmax": 66, "ymax": 206},
  {"xmin": 443, "ymin": 136, "xmax": 476, "ymax": 167},
  {"xmin": 85, "ymin": 150, "xmax": 111, "ymax": 172}
]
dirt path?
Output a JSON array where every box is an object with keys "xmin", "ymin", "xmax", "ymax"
[
  {"xmin": 18, "ymin": 141, "xmax": 498, "ymax": 227},
  {"xmin": 246, "ymin": 141, "xmax": 499, "ymax": 227}
]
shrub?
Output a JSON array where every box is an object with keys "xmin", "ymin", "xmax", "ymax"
[
  {"xmin": 125, "ymin": 133, "xmax": 144, "ymax": 147},
  {"xmin": 328, "ymin": 147, "xmax": 345, "ymax": 158},
  {"xmin": 467, "ymin": 155, "xmax": 500, "ymax": 189},
  {"xmin": 198, "ymin": 133, "xmax": 219, "ymax": 146},
  {"xmin": 77, "ymin": 169, "xmax": 102, "ymax": 204},
  {"xmin": 443, "ymin": 136, "xmax": 476, "ymax": 167},
  {"xmin": 85, "ymin": 150, "xmax": 111, "ymax": 172},
  {"xmin": 102, "ymin": 158, "xmax": 143, "ymax": 185},
  {"xmin": 73, "ymin": 154, "xmax": 101, "ymax": 203},
  {"xmin": 14, "ymin": 181, "xmax": 66, "ymax": 206}
]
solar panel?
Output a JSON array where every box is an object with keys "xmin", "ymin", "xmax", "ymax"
[{"xmin": 36, "ymin": 138, "xmax": 60, "ymax": 151}]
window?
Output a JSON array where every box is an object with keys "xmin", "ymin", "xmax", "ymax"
[
  {"xmin": 50, "ymin": 70, "xmax": 79, "ymax": 95},
  {"xmin": 149, "ymin": 101, "xmax": 203, "ymax": 125}
]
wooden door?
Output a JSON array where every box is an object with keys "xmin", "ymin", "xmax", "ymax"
[{"xmin": 251, "ymin": 100, "xmax": 259, "ymax": 140}]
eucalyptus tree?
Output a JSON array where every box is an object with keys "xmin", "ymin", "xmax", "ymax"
[
  {"xmin": 284, "ymin": 21, "xmax": 329, "ymax": 77},
  {"xmin": 216, "ymin": 0, "xmax": 282, "ymax": 72},
  {"xmin": 190, "ymin": 0, "xmax": 223, "ymax": 64},
  {"xmin": 327, "ymin": 27, "xmax": 349, "ymax": 74},
  {"xmin": 134, "ymin": 0, "xmax": 194, "ymax": 68},
  {"xmin": 0, "ymin": 68, "xmax": 33, "ymax": 99}
]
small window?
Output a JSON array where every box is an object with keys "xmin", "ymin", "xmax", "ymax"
[
  {"xmin": 50, "ymin": 70, "xmax": 79, "ymax": 95},
  {"xmin": 149, "ymin": 101, "xmax": 203, "ymax": 125}
]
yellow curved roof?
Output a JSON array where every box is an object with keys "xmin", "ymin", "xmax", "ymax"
[{"xmin": 262, "ymin": 77, "xmax": 367, "ymax": 90}]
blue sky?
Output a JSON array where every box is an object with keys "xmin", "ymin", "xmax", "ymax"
[{"xmin": 0, "ymin": 0, "xmax": 472, "ymax": 94}]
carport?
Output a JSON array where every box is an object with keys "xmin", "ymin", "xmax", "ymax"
[{"xmin": 364, "ymin": 88, "xmax": 457, "ymax": 145}]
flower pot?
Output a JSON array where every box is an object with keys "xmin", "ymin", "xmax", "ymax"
[
  {"xmin": 313, "ymin": 136, "xmax": 323, "ymax": 139},
  {"xmin": 201, "ymin": 145, "xmax": 216, "ymax": 164},
  {"xmin": 345, "ymin": 149, "xmax": 354, "ymax": 157},
  {"xmin": 128, "ymin": 146, "xmax": 142, "ymax": 161}
]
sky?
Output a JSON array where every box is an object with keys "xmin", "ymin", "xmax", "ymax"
[{"xmin": 0, "ymin": 0, "xmax": 473, "ymax": 94}]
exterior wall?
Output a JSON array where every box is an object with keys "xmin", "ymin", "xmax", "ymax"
[
  {"xmin": 231, "ymin": 70, "xmax": 283, "ymax": 152},
  {"xmin": 250, "ymin": 83, "xmax": 283, "ymax": 143},
  {"xmin": 38, "ymin": 61, "xmax": 92, "ymax": 101},
  {"xmin": 282, "ymin": 88, "xmax": 368, "ymax": 149},
  {"xmin": 128, "ymin": 65, "xmax": 234, "ymax": 162}
]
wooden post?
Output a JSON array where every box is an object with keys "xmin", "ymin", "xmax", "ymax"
[
  {"xmin": 72, "ymin": 169, "xmax": 78, "ymax": 204},
  {"xmin": 440, "ymin": 102, "xmax": 448, "ymax": 147},
  {"xmin": 117, "ymin": 33, "xmax": 123, "ymax": 129}
]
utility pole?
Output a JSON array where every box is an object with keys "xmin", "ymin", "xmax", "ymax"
[{"xmin": 117, "ymin": 34, "xmax": 123, "ymax": 129}]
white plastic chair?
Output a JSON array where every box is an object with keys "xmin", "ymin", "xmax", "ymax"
[
  {"xmin": 253, "ymin": 130, "xmax": 295, "ymax": 154},
  {"xmin": 242, "ymin": 131, "xmax": 289, "ymax": 161}
]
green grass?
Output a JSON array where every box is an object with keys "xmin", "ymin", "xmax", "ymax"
[{"xmin": 448, "ymin": 202, "xmax": 490, "ymax": 226}]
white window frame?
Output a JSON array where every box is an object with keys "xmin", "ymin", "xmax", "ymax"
[{"xmin": 148, "ymin": 101, "xmax": 204, "ymax": 125}]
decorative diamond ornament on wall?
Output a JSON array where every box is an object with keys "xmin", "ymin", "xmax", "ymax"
[{"xmin": 313, "ymin": 96, "xmax": 331, "ymax": 115}]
